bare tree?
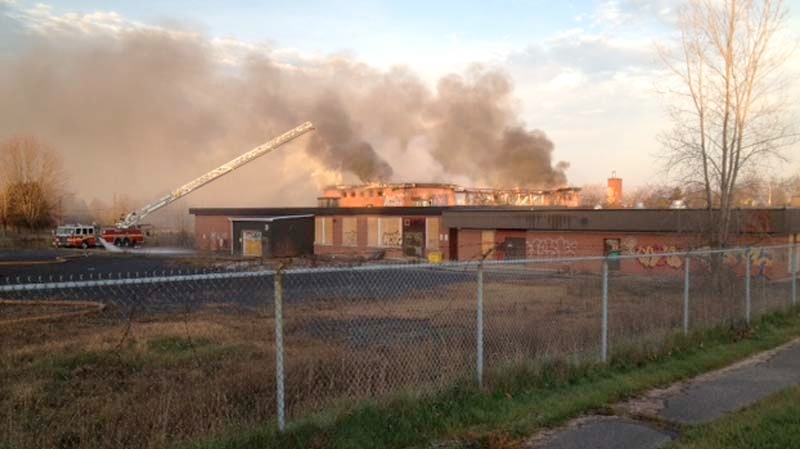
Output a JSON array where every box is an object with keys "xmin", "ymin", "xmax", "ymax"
[
  {"xmin": 627, "ymin": 184, "xmax": 685, "ymax": 208},
  {"xmin": 579, "ymin": 184, "xmax": 608, "ymax": 208},
  {"xmin": 660, "ymin": 0, "xmax": 796, "ymax": 247},
  {"xmin": 0, "ymin": 135, "xmax": 68, "ymax": 230},
  {"xmin": 87, "ymin": 194, "xmax": 138, "ymax": 225}
]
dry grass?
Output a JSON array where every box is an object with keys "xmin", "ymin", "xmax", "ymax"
[{"xmin": 1, "ymin": 270, "xmax": 794, "ymax": 449}]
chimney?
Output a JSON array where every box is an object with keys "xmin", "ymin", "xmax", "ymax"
[{"xmin": 607, "ymin": 171, "xmax": 622, "ymax": 207}]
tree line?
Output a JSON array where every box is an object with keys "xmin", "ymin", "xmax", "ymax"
[
  {"xmin": 0, "ymin": 136, "xmax": 66, "ymax": 231},
  {"xmin": 0, "ymin": 135, "xmax": 140, "ymax": 232}
]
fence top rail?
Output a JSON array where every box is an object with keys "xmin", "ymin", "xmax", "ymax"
[
  {"xmin": 0, "ymin": 243, "xmax": 794, "ymax": 292},
  {"xmin": 0, "ymin": 269, "xmax": 276, "ymax": 292}
]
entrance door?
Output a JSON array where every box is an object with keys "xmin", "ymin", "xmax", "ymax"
[
  {"xmin": 449, "ymin": 228, "xmax": 459, "ymax": 261},
  {"xmin": 402, "ymin": 217, "xmax": 425, "ymax": 257},
  {"xmin": 242, "ymin": 230, "xmax": 263, "ymax": 257},
  {"xmin": 502, "ymin": 237, "xmax": 526, "ymax": 260}
]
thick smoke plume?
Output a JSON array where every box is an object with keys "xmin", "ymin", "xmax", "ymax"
[
  {"xmin": 427, "ymin": 69, "xmax": 568, "ymax": 187},
  {"xmin": 309, "ymin": 95, "xmax": 393, "ymax": 182},
  {"xmin": 0, "ymin": 15, "xmax": 569, "ymax": 211}
]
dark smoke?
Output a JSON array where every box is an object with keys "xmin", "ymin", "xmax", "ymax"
[
  {"xmin": 309, "ymin": 95, "xmax": 393, "ymax": 182},
  {"xmin": 427, "ymin": 67, "xmax": 568, "ymax": 188},
  {"xmin": 0, "ymin": 13, "xmax": 569, "ymax": 211}
]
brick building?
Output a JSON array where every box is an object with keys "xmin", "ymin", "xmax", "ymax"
[
  {"xmin": 318, "ymin": 183, "xmax": 581, "ymax": 208},
  {"xmin": 191, "ymin": 207, "xmax": 446, "ymax": 259},
  {"xmin": 191, "ymin": 206, "xmax": 800, "ymax": 278},
  {"xmin": 443, "ymin": 208, "xmax": 800, "ymax": 278}
]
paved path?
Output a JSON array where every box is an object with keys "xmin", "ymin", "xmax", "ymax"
[
  {"xmin": 529, "ymin": 338, "xmax": 800, "ymax": 449},
  {"xmin": 536, "ymin": 417, "xmax": 673, "ymax": 449},
  {"xmin": 659, "ymin": 342, "xmax": 800, "ymax": 424}
]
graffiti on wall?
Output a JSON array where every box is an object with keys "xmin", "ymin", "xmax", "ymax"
[
  {"xmin": 527, "ymin": 237, "xmax": 578, "ymax": 258},
  {"xmin": 381, "ymin": 230, "xmax": 402, "ymax": 247},
  {"xmin": 636, "ymin": 244, "xmax": 683, "ymax": 269},
  {"xmin": 621, "ymin": 237, "xmax": 682, "ymax": 269},
  {"xmin": 724, "ymin": 248, "xmax": 773, "ymax": 277}
]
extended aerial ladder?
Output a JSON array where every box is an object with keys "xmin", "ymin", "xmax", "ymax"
[{"xmin": 115, "ymin": 121, "xmax": 314, "ymax": 230}]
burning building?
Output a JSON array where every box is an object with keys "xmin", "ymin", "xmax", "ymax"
[{"xmin": 318, "ymin": 183, "xmax": 581, "ymax": 208}]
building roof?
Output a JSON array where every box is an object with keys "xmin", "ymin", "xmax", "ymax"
[
  {"xmin": 189, "ymin": 206, "xmax": 453, "ymax": 216},
  {"xmin": 323, "ymin": 182, "xmax": 459, "ymax": 190},
  {"xmin": 190, "ymin": 207, "xmax": 800, "ymax": 234},
  {"xmin": 322, "ymin": 182, "xmax": 579, "ymax": 194},
  {"xmin": 227, "ymin": 215, "xmax": 314, "ymax": 222}
]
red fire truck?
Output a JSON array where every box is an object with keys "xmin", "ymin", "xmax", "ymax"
[
  {"xmin": 52, "ymin": 224, "xmax": 144, "ymax": 248},
  {"xmin": 53, "ymin": 224, "xmax": 99, "ymax": 248},
  {"xmin": 100, "ymin": 227, "xmax": 145, "ymax": 247}
]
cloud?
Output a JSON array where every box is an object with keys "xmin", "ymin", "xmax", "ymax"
[
  {"xmin": 592, "ymin": 0, "xmax": 681, "ymax": 29},
  {"xmin": 514, "ymin": 33, "xmax": 656, "ymax": 76},
  {"xmin": 0, "ymin": 1, "xmax": 26, "ymax": 54}
]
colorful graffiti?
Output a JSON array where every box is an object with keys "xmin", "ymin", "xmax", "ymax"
[
  {"xmin": 636, "ymin": 244, "xmax": 683, "ymax": 269},
  {"xmin": 527, "ymin": 237, "xmax": 578, "ymax": 258},
  {"xmin": 724, "ymin": 248, "xmax": 773, "ymax": 278},
  {"xmin": 621, "ymin": 237, "xmax": 683, "ymax": 269}
]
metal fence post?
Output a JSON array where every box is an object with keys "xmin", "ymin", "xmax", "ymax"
[
  {"xmin": 683, "ymin": 255, "xmax": 691, "ymax": 336},
  {"xmin": 274, "ymin": 270, "xmax": 286, "ymax": 432},
  {"xmin": 601, "ymin": 259, "xmax": 609, "ymax": 363},
  {"xmin": 792, "ymin": 243, "xmax": 797, "ymax": 307},
  {"xmin": 745, "ymin": 249, "xmax": 751, "ymax": 324},
  {"xmin": 476, "ymin": 264, "xmax": 484, "ymax": 387}
]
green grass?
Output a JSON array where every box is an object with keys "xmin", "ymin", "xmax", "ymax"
[
  {"xmin": 183, "ymin": 309, "xmax": 800, "ymax": 449},
  {"xmin": 668, "ymin": 385, "xmax": 800, "ymax": 449}
]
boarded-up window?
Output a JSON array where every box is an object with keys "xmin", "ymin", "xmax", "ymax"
[
  {"xmin": 367, "ymin": 216, "xmax": 379, "ymax": 247},
  {"xmin": 481, "ymin": 230, "xmax": 495, "ymax": 256},
  {"xmin": 380, "ymin": 217, "xmax": 402, "ymax": 247},
  {"xmin": 315, "ymin": 217, "xmax": 333, "ymax": 245},
  {"xmin": 426, "ymin": 217, "xmax": 440, "ymax": 249},
  {"xmin": 342, "ymin": 217, "xmax": 357, "ymax": 247}
]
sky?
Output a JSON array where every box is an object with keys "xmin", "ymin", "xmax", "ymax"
[{"xmin": 1, "ymin": 0, "xmax": 799, "ymax": 201}]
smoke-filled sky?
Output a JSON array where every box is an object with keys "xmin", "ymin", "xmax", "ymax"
[{"xmin": 1, "ymin": 0, "xmax": 799, "ymax": 212}]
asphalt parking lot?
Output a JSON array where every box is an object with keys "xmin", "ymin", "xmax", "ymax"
[
  {"xmin": 0, "ymin": 248, "xmax": 482, "ymax": 313},
  {"xmin": 0, "ymin": 248, "xmax": 200, "ymax": 280}
]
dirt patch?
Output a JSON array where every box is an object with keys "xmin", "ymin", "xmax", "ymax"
[{"xmin": 298, "ymin": 316, "xmax": 469, "ymax": 347}]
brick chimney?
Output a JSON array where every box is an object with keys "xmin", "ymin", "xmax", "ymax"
[{"xmin": 607, "ymin": 171, "xmax": 622, "ymax": 207}]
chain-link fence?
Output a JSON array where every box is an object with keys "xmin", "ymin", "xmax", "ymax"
[{"xmin": 1, "ymin": 244, "xmax": 798, "ymax": 448}]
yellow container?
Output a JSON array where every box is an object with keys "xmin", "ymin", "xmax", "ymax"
[{"xmin": 427, "ymin": 251, "xmax": 443, "ymax": 264}]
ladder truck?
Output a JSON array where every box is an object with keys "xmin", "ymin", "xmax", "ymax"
[{"xmin": 98, "ymin": 122, "xmax": 315, "ymax": 248}]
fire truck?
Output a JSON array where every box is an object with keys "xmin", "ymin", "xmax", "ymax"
[
  {"xmin": 91, "ymin": 122, "xmax": 314, "ymax": 248},
  {"xmin": 101, "ymin": 226, "xmax": 146, "ymax": 247},
  {"xmin": 53, "ymin": 224, "xmax": 99, "ymax": 248}
]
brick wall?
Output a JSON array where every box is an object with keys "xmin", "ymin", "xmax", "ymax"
[
  {"xmin": 194, "ymin": 215, "xmax": 232, "ymax": 252},
  {"xmin": 314, "ymin": 214, "xmax": 443, "ymax": 260},
  {"xmin": 455, "ymin": 228, "xmax": 794, "ymax": 278}
]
